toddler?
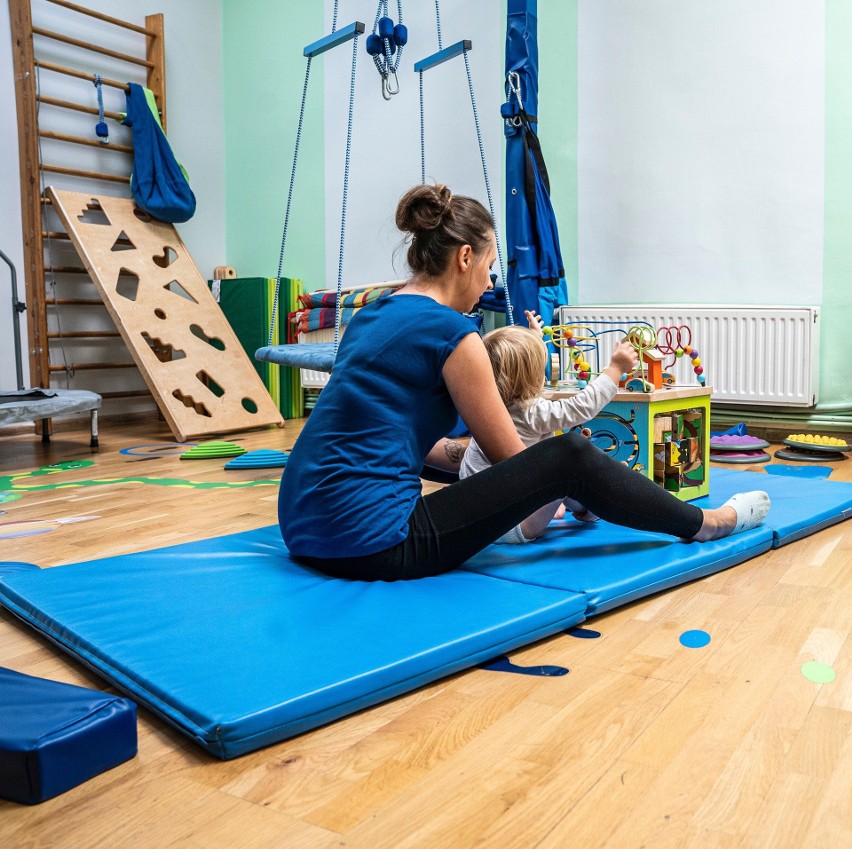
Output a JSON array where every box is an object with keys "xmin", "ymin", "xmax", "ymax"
[{"xmin": 459, "ymin": 311, "xmax": 638, "ymax": 543}]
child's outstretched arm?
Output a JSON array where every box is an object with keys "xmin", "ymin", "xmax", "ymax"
[
  {"xmin": 518, "ymin": 341, "xmax": 639, "ymax": 437},
  {"xmin": 524, "ymin": 309, "xmax": 545, "ymax": 336},
  {"xmin": 602, "ymin": 340, "xmax": 639, "ymax": 384}
]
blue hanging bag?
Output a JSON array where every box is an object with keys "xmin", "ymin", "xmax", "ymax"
[{"xmin": 122, "ymin": 82, "xmax": 196, "ymax": 223}]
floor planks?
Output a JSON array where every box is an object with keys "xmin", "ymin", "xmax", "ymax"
[{"xmin": 0, "ymin": 417, "xmax": 849, "ymax": 849}]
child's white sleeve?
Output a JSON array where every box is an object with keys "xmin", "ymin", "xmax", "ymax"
[{"xmin": 520, "ymin": 373, "xmax": 618, "ymax": 435}]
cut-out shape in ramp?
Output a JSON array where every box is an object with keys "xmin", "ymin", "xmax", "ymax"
[
  {"xmin": 241, "ymin": 398, "xmax": 258, "ymax": 414},
  {"xmin": 110, "ymin": 231, "xmax": 137, "ymax": 252},
  {"xmin": 190, "ymin": 324, "xmax": 225, "ymax": 351},
  {"xmin": 142, "ymin": 332, "xmax": 186, "ymax": 361},
  {"xmin": 196, "ymin": 371, "xmax": 224, "ymax": 397},
  {"xmin": 172, "ymin": 389, "xmax": 211, "ymax": 418},
  {"xmin": 164, "ymin": 280, "xmax": 198, "ymax": 304},
  {"xmin": 77, "ymin": 200, "xmax": 111, "ymax": 226},
  {"xmin": 116, "ymin": 269, "xmax": 140, "ymax": 302},
  {"xmin": 153, "ymin": 247, "xmax": 178, "ymax": 268}
]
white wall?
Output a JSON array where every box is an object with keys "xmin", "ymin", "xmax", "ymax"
[
  {"xmin": 0, "ymin": 0, "xmax": 224, "ymax": 391},
  {"xmin": 578, "ymin": 0, "xmax": 824, "ymax": 306},
  {"xmin": 322, "ymin": 1, "xmax": 504, "ymax": 289}
]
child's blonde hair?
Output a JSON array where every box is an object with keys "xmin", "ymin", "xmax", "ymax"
[{"xmin": 482, "ymin": 325, "xmax": 547, "ymax": 407}]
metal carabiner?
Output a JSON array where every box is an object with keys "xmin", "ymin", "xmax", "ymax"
[
  {"xmin": 385, "ymin": 68, "xmax": 400, "ymax": 96},
  {"xmin": 506, "ymin": 71, "xmax": 524, "ymax": 126},
  {"xmin": 381, "ymin": 74, "xmax": 392, "ymax": 100}
]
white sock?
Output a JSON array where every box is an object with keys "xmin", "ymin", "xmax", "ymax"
[
  {"xmin": 495, "ymin": 524, "xmax": 529, "ymax": 545},
  {"xmin": 723, "ymin": 491, "xmax": 771, "ymax": 534}
]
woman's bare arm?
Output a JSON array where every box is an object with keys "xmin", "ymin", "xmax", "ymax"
[{"xmin": 442, "ymin": 333, "xmax": 525, "ymax": 464}]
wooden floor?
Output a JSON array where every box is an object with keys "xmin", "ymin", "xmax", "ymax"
[{"xmin": 0, "ymin": 417, "xmax": 849, "ymax": 849}]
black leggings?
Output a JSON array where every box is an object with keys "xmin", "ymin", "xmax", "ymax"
[{"xmin": 296, "ymin": 431, "xmax": 704, "ymax": 581}]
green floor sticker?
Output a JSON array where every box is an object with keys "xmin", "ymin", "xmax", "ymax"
[
  {"xmin": 0, "ymin": 460, "xmax": 278, "ymax": 501},
  {"xmin": 800, "ymin": 661, "xmax": 836, "ymax": 684}
]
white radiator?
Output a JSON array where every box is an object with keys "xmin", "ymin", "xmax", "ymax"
[
  {"xmin": 297, "ymin": 328, "xmax": 335, "ymax": 389},
  {"xmin": 556, "ymin": 305, "xmax": 820, "ymax": 407}
]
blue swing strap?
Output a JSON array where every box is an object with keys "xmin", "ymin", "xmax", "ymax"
[
  {"xmin": 416, "ymin": 2, "xmax": 515, "ymax": 324},
  {"xmin": 263, "ymin": 2, "xmax": 360, "ymax": 373}
]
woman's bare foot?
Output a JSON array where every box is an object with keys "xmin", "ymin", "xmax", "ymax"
[{"xmin": 691, "ymin": 491, "xmax": 770, "ymax": 542}]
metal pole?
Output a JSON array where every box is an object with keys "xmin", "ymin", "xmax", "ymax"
[{"xmin": 0, "ymin": 247, "xmax": 27, "ymax": 390}]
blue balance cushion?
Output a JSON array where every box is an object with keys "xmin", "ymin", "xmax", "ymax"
[
  {"xmin": 0, "ymin": 666, "xmax": 137, "ymax": 805},
  {"xmin": 0, "ymin": 527, "xmax": 587, "ymax": 759}
]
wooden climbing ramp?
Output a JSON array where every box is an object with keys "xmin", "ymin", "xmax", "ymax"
[{"xmin": 47, "ymin": 188, "xmax": 284, "ymax": 442}]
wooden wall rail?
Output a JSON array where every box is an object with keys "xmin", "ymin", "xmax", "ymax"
[{"xmin": 9, "ymin": 0, "xmax": 166, "ymax": 427}]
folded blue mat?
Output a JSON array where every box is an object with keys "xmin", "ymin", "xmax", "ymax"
[
  {"xmin": 463, "ymin": 521, "xmax": 773, "ymax": 615},
  {"xmin": 0, "ymin": 527, "xmax": 586, "ymax": 759},
  {"xmin": 0, "ymin": 468, "xmax": 848, "ymax": 759},
  {"xmin": 702, "ymin": 467, "xmax": 852, "ymax": 546},
  {"xmin": 0, "ymin": 666, "xmax": 136, "ymax": 804}
]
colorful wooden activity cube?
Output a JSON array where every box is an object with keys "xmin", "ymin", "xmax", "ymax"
[{"xmin": 548, "ymin": 386, "xmax": 711, "ymax": 501}]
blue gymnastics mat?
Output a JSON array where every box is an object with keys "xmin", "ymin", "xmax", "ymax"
[
  {"xmin": 463, "ymin": 521, "xmax": 773, "ymax": 615},
  {"xmin": 462, "ymin": 468, "xmax": 852, "ymax": 611},
  {"xmin": 0, "ymin": 528, "xmax": 586, "ymax": 760},
  {"xmin": 0, "ymin": 468, "xmax": 849, "ymax": 758},
  {"xmin": 701, "ymin": 467, "xmax": 852, "ymax": 546}
]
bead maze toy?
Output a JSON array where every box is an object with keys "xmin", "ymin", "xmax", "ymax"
[
  {"xmin": 542, "ymin": 321, "xmax": 706, "ymax": 391},
  {"xmin": 543, "ymin": 318, "xmax": 711, "ymax": 500}
]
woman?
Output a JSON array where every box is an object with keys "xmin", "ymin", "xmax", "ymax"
[{"xmin": 278, "ymin": 183, "xmax": 769, "ymax": 581}]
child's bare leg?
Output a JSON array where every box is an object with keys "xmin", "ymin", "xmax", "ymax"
[
  {"xmin": 518, "ymin": 499, "xmax": 563, "ymax": 540},
  {"xmin": 562, "ymin": 497, "xmax": 599, "ymax": 523}
]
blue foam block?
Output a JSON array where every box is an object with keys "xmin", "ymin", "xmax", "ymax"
[
  {"xmin": 0, "ymin": 527, "xmax": 586, "ymax": 759},
  {"xmin": 0, "ymin": 666, "xmax": 137, "ymax": 804},
  {"xmin": 701, "ymin": 468, "xmax": 852, "ymax": 546}
]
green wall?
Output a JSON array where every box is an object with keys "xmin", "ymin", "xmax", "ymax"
[
  {"xmin": 536, "ymin": 1, "xmax": 849, "ymax": 416},
  {"xmin": 822, "ymin": 0, "xmax": 852, "ymax": 411},
  {"xmin": 538, "ymin": 1, "xmax": 579, "ymax": 306},
  {"xmin": 222, "ymin": 0, "xmax": 325, "ymax": 289},
  {"xmin": 220, "ymin": 2, "xmax": 847, "ymax": 416}
]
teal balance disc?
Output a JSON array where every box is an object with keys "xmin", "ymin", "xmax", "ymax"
[{"xmin": 224, "ymin": 450, "xmax": 289, "ymax": 470}]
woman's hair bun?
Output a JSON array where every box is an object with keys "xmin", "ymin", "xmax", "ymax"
[{"xmin": 395, "ymin": 183, "xmax": 453, "ymax": 235}]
